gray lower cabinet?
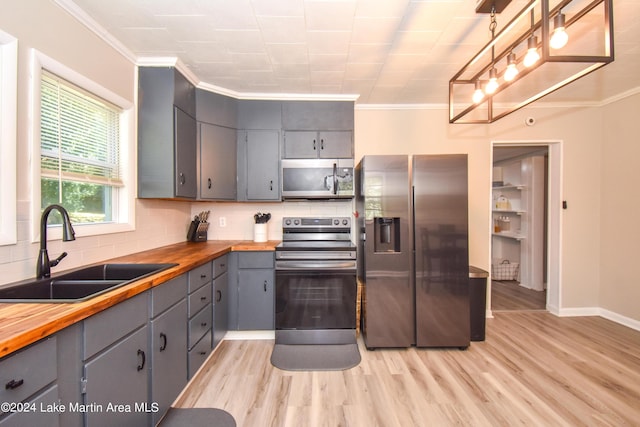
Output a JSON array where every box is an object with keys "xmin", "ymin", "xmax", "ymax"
[
  {"xmin": 213, "ymin": 270, "xmax": 229, "ymax": 348},
  {"xmin": 234, "ymin": 252, "xmax": 275, "ymax": 330},
  {"xmin": 237, "ymin": 130, "xmax": 280, "ymax": 201},
  {"xmin": 150, "ymin": 275, "xmax": 187, "ymax": 426},
  {"xmin": 199, "ymin": 123, "xmax": 237, "ymax": 200},
  {"xmin": 82, "ymin": 292, "xmax": 149, "ymax": 427},
  {"xmin": 188, "ymin": 263, "xmax": 213, "ymax": 379},
  {"xmin": 212, "ymin": 255, "xmax": 229, "ymax": 349},
  {"xmin": 0, "ymin": 336, "xmax": 59, "ymax": 426}
]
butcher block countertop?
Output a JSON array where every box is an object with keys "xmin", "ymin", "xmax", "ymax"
[{"xmin": 0, "ymin": 240, "xmax": 279, "ymax": 359}]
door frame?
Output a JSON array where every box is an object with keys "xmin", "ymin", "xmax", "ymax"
[{"xmin": 489, "ymin": 140, "xmax": 563, "ymax": 315}]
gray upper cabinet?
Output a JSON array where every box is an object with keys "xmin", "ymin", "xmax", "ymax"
[
  {"xmin": 281, "ymin": 101, "xmax": 354, "ymax": 159},
  {"xmin": 281, "ymin": 100, "xmax": 354, "ymax": 130},
  {"xmin": 237, "ymin": 100, "xmax": 282, "ymax": 130},
  {"xmin": 237, "ymin": 130, "xmax": 280, "ymax": 201},
  {"xmin": 138, "ymin": 67, "xmax": 197, "ymax": 199},
  {"xmin": 199, "ymin": 123, "xmax": 237, "ymax": 200},
  {"xmin": 196, "ymin": 89, "xmax": 237, "ymax": 129},
  {"xmin": 283, "ymin": 130, "xmax": 353, "ymax": 159}
]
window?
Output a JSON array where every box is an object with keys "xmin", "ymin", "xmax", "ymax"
[
  {"xmin": 40, "ymin": 71, "xmax": 122, "ymax": 224},
  {"xmin": 30, "ymin": 49, "xmax": 135, "ymax": 240}
]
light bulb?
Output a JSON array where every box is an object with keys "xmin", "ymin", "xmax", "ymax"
[
  {"xmin": 504, "ymin": 53, "xmax": 518, "ymax": 81},
  {"xmin": 550, "ymin": 13, "xmax": 569, "ymax": 49},
  {"xmin": 485, "ymin": 68, "xmax": 499, "ymax": 94},
  {"xmin": 523, "ymin": 35, "xmax": 540, "ymax": 67},
  {"xmin": 472, "ymin": 81, "xmax": 484, "ymax": 103}
]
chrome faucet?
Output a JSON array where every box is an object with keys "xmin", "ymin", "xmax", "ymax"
[{"xmin": 37, "ymin": 204, "xmax": 76, "ymax": 279}]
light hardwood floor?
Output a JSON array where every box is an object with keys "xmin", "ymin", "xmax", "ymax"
[
  {"xmin": 491, "ymin": 280, "xmax": 547, "ymax": 311},
  {"xmin": 175, "ymin": 313, "xmax": 640, "ymax": 426}
]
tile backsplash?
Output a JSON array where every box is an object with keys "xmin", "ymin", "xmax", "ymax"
[{"xmin": 192, "ymin": 200, "xmax": 355, "ymax": 241}]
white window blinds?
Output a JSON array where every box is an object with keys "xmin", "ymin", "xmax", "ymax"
[{"xmin": 40, "ymin": 71, "xmax": 122, "ymax": 187}]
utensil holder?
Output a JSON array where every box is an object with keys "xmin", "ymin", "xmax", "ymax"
[{"xmin": 254, "ymin": 223, "xmax": 267, "ymax": 242}]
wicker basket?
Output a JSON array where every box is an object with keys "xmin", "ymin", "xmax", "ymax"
[{"xmin": 492, "ymin": 259, "xmax": 520, "ymax": 281}]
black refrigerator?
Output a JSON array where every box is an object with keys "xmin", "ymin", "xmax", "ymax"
[{"xmin": 356, "ymin": 154, "xmax": 470, "ymax": 349}]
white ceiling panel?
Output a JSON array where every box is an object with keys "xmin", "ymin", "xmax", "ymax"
[{"xmin": 63, "ymin": 0, "xmax": 640, "ymax": 105}]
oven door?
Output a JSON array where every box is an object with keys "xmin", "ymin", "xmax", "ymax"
[
  {"xmin": 275, "ymin": 263, "xmax": 357, "ymax": 333},
  {"xmin": 281, "ymin": 159, "xmax": 354, "ymax": 199}
]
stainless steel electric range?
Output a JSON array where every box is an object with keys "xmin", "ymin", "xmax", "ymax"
[{"xmin": 275, "ymin": 217, "xmax": 357, "ymax": 345}]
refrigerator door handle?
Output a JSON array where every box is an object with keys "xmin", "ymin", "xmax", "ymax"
[{"xmin": 333, "ymin": 163, "xmax": 338, "ymax": 194}]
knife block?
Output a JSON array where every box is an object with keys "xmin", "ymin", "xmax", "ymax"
[{"xmin": 187, "ymin": 220, "xmax": 209, "ymax": 242}]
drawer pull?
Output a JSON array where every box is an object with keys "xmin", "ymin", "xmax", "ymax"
[
  {"xmin": 199, "ymin": 351, "xmax": 207, "ymax": 356},
  {"xmin": 216, "ymin": 290, "xmax": 222, "ymax": 302},
  {"xmin": 200, "ymin": 274, "xmax": 207, "ymax": 279},
  {"xmin": 220, "ymin": 263, "xmax": 226, "ymax": 268},
  {"xmin": 201, "ymin": 322, "xmax": 208, "ymax": 327},
  {"xmin": 200, "ymin": 296, "xmax": 207, "ymax": 301},
  {"xmin": 5, "ymin": 379, "xmax": 24, "ymax": 390},
  {"xmin": 137, "ymin": 349, "xmax": 146, "ymax": 371},
  {"xmin": 160, "ymin": 333, "xmax": 167, "ymax": 352}
]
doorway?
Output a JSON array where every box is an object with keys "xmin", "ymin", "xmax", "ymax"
[{"xmin": 489, "ymin": 141, "xmax": 562, "ymax": 313}]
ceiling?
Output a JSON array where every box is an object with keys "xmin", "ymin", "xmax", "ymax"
[{"xmin": 61, "ymin": 0, "xmax": 640, "ymax": 105}]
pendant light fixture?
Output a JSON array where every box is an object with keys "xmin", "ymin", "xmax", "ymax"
[
  {"xmin": 550, "ymin": 11, "xmax": 569, "ymax": 49},
  {"xmin": 472, "ymin": 81, "xmax": 485, "ymax": 103},
  {"xmin": 504, "ymin": 52, "xmax": 519, "ymax": 81},
  {"xmin": 449, "ymin": 0, "xmax": 614, "ymax": 124},
  {"xmin": 484, "ymin": 8, "xmax": 500, "ymax": 95},
  {"xmin": 523, "ymin": 11, "xmax": 540, "ymax": 67}
]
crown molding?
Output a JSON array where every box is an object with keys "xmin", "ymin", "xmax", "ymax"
[{"xmin": 53, "ymin": 0, "xmax": 137, "ymax": 63}]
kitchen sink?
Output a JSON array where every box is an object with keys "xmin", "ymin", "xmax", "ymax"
[{"xmin": 0, "ymin": 263, "xmax": 177, "ymax": 303}]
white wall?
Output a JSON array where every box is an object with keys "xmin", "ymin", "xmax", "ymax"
[
  {"xmin": 600, "ymin": 92, "xmax": 640, "ymax": 321},
  {"xmin": 354, "ymin": 103, "xmax": 615, "ymax": 316},
  {"xmin": 0, "ymin": 1, "xmax": 189, "ymax": 284}
]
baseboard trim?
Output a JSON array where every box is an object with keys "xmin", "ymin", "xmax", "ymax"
[
  {"xmin": 224, "ymin": 330, "xmax": 275, "ymax": 341},
  {"xmin": 556, "ymin": 307, "xmax": 640, "ymax": 332}
]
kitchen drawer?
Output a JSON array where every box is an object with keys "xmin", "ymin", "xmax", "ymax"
[
  {"xmin": 0, "ymin": 336, "xmax": 56, "ymax": 407},
  {"xmin": 188, "ymin": 281, "xmax": 212, "ymax": 317},
  {"xmin": 0, "ymin": 385, "xmax": 59, "ymax": 427},
  {"xmin": 189, "ymin": 262, "xmax": 212, "ymax": 292},
  {"xmin": 212, "ymin": 255, "xmax": 228, "ymax": 278},
  {"xmin": 188, "ymin": 304, "xmax": 212, "ymax": 349},
  {"xmin": 188, "ymin": 332, "xmax": 212, "ymax": 379},
  {"xmin": 84, "ymin": 292, "xmax": 148, "ymax": 360},
  {"xmin": 151, "ymin": 273, "xmax": 187, "ymax": 318},
  {"xmin": 238, "ymin": 252, "xmax": 274, "ymax": 269}
]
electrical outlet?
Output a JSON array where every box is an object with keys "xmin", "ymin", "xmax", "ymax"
[{"xmin": 219, "ymin": 217, "xmax": 226, "ymax": 227}]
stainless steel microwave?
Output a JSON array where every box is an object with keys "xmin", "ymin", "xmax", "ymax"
[{"xmin": 281, "ymin": 159, "xmax": 354, "ymax": 199}]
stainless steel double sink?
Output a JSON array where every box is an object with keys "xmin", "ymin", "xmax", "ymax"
[{"xmin": 0, "ymin": 263, "xmax": 177, "ymax": 303}]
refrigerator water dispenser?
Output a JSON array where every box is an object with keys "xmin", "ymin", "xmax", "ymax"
[{"xmin": 374, "ymin": 217, "xmax": 401, "ymax": 252}]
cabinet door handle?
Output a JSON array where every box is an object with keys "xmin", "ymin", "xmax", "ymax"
[
  {"xmin": 208, "ymin": 178, "xmax": 212, "ymax": 189},
  {"xmin": 159, "ymin": 333, "xmax": 167, "ymax": 352},
  {"xmin": 5, "ymin": 379, "xmax": 24, "ymax": 390},
  {"xmin": 264, "ymin": 280, "xmax": 267, "ymax": 292},
  {"xmin": 216, "ymin": 289, "xmax": 222, "ymax": 302},
  {"xmin": 137, "ymin": 349, "xmax": 146, "ymax": 371},
  {"xmin": 179, "ymin": 173, "xmax": 186, "ymax": 186},
  {"xmin": 320, "ymin": 139, "xmax": 324, "ymax": 150},
  {"xmin": 313, "ymin": 139, "xmax": 316, "ymax": 150},
  {"xmin": 269, "ymin": 180, "xmax": 273, "ymax": 191}
]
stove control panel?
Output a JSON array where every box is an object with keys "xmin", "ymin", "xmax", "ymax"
[{"xmin": 283, "ymin": 217, "xmax": 351, "ymax": 229}]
